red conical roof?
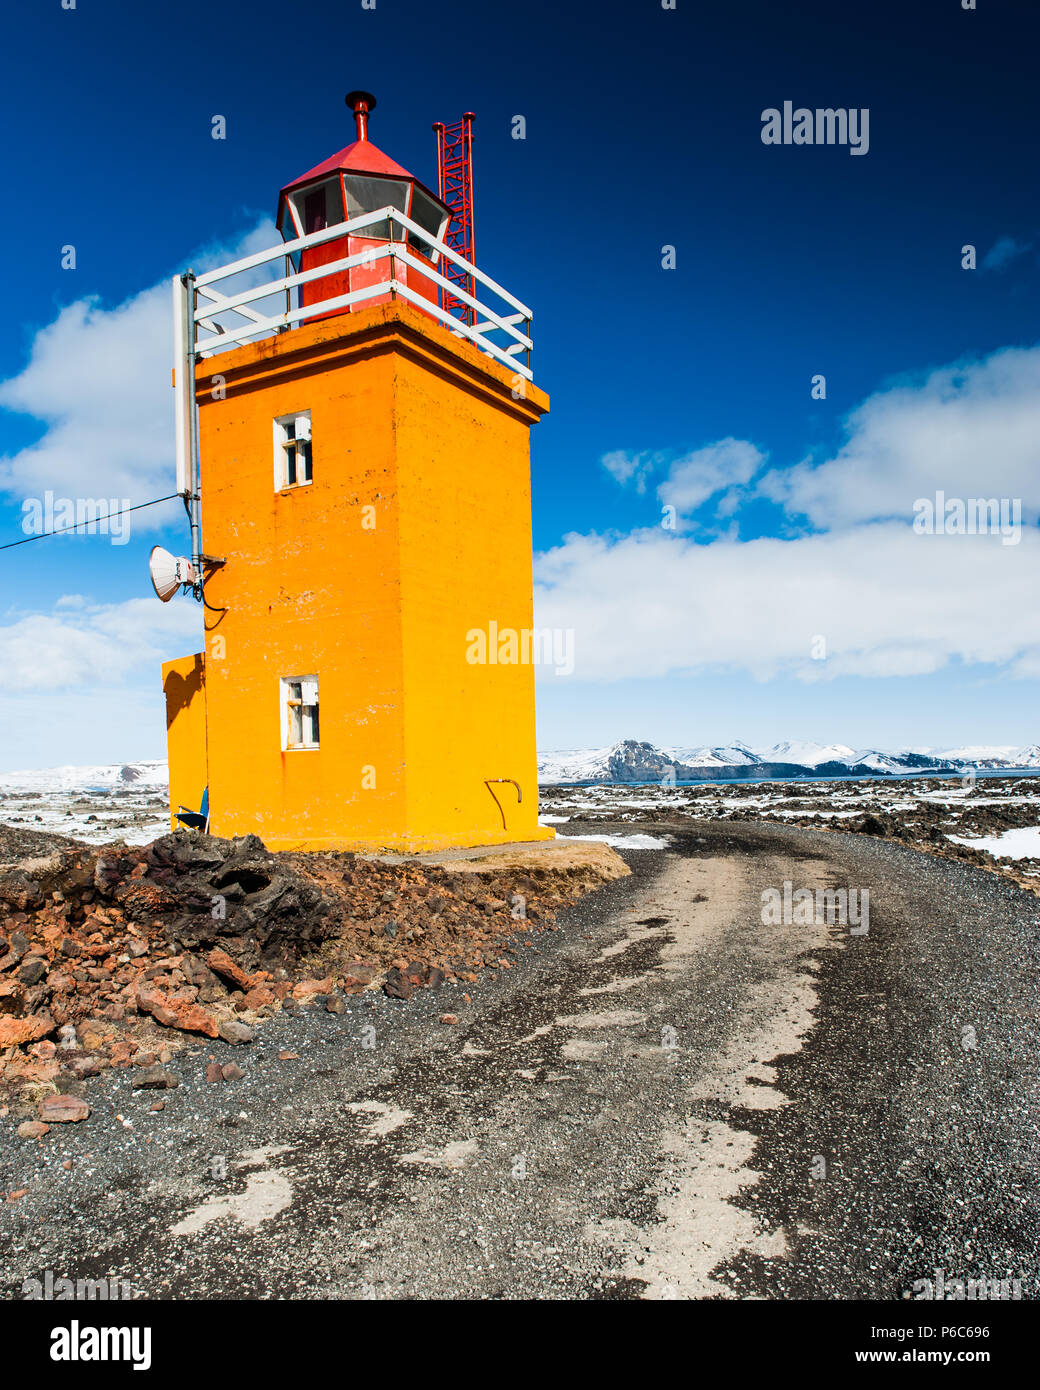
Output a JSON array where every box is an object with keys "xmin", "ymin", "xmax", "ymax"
[
  {"xmin": 281, "ymin": 137, "xmax": 415, "ymax": 194},
  {"xmin": 277, "ymin": 92, "xmax": 449, "ymax": 237}
]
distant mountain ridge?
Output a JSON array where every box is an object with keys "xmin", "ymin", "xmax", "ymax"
[
  {"xmin": 0, "ymin": 761, "xmax": 169, "ymax": 793},
  {"xmin": 3, "ymin": 747, "xmax": 1039, "ymax": 795},
  {"xmin": 538, "ymin": 739, "xmax": 1040, "ymax": 785}
]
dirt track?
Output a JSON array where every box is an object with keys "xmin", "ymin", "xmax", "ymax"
[{"xmin": 2, "ymin": 820, "xmax": 1038, "ymax": 1300}]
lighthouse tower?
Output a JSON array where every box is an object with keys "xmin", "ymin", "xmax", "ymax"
[{"xmin": 161, "ymin": 93, "xmax": 551, "ymax": 852}]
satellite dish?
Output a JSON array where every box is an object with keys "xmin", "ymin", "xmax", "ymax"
[{"xmin": 149, "ymin": 546, "xmax": 196, "ymax": 602}]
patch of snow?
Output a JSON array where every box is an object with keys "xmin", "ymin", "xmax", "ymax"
[
  {"xmin": 562, "ymin": 832, "xmax": 672, "ymax": 850},
  {"xmin": 947, "ymin": 826, "xmax": 1040, "ymax": 860},
  {"xmin": 0, "ymin": 760, "xmax": 171, "ymax": 846}
]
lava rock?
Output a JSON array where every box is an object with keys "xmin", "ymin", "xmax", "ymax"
[
  {"xmin": 217, "ymin": 1019, "xmax": 254, "ymax": 1045},
  {"xmin": 0, "ymin": 1014, "xmax": 55, "ymax": 1047},
  {"xmin": 132, "ymin": 1065, "xmax": 180, "ymax": 1090},
  {"xmin": 39, "ymin": 1094, "xmax": 90, "ymax": 1123},
  {"xmin": 0, "ymin": 873, "xmax": 43, "ymax": 913},
  {"xmin": 136, "ymin": 987, "xmax": 219, "ymax": 1038},
  {"xmin": 17, "ymin": 957, "xmax": 47, "ymax": 986}
]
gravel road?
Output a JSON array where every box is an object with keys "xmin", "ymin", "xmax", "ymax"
[{"xmin": 2, "ymin": 820, "xmax": 1038, "ymax": 1301}]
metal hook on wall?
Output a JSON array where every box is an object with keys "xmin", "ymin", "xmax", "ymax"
[{"xmin": 484, "ymin": 778, "xmax": 522, "ymax": 830}]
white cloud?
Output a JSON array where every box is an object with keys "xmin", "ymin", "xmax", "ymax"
[
  {"xmin": 6, "ymin": 227, "xmax": 1038, "ymax": 736},
  {"xmin": 534, "ymin": 523, "xmax": 1040, "ymax": 683},
  {"xmin": 603, "ymin": 437, "xmax": 767, "ymax": 520},
  {"xmin": 981, "ymin": 236, "xmax": 1032, "ymax": 272},
  {"xmin": 761, "ymin": 344, "xmax": 1040, "ymax": 530},
  {"xmin": 0, "ymin": 596, "xmax": 200, "ymax": 692},
  {"xmin": 658, "ymin": 438, "xmax": 765, "ymax": 518},
  {"xmin": 0, "ymin": 219, "xmax": 277, "ymax": 521},
  {"xmin": 601, "ymin": 449, "xmax": 653, "ymax": 493}
]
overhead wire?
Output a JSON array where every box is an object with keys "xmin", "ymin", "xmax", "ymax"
[{"xmin": 0, "ymin": 494, "xmax": 183, "ymax": 551}]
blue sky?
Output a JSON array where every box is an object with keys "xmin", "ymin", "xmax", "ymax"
[{"xmin": 2, "ymin": 0, "xmax": 1040, "ymax": 769}]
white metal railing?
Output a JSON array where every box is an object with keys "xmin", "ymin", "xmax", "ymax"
[{"xmin": 184, "ymin": 206, "xmax": 533, "ymax": 380}]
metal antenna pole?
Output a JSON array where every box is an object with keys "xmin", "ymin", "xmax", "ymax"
[
  {"xmin": 183, "ymin": 270, "xmax": 204, "ymax": 599},
  {"xmin": 433, "ymin": 112, "xmax": 477, "ymax": 324}
]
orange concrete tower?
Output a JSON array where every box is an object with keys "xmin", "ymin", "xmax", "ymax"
[{"xmin": 161, "ymin": 94, "xmax": 551, "ymax": 853}]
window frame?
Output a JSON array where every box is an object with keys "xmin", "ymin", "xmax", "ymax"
[
  {"xmin": 280, "ymin": 675, "xmax": 320, "ymax": 751},
  {"xmin": 408, "ymin": 185, "xmax": 450, "ymax": 265},
  {"xmin": 273, "ymin": 410, "xmax": 313, "ymax": 492}
]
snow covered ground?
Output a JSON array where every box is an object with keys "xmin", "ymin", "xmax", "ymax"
[
  {"xmin": 948, "ymin": 826, "xmax": 1040, "ymax": 860},
  {"xmin": 537, "ymin": 773, "xmax": 1040, "ymax": 879},
  {"xmin": 0, "ymin": 761, "xmax": 168, "ymax": 793},
  {"xmin": 0, "ymin": 761, "xmax": 170, "ymax": 847},
  {"xmin": 560, "ymin": 831, "xmax": 673, "ymax": 851},
  {"xmin": 3, "ymin": 755, "xmax": 1040, "ymax": 868}
]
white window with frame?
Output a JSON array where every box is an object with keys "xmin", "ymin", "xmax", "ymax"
[
  {"xmin": 281, "ymin": 676, "xmax": 319, "ymax": 750},
  {"xmin": 274, "ymin": 411, "xmax": 312, "ymax": 491}
]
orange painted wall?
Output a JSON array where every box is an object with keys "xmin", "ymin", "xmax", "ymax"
[
  {"xmin": 396, "ymin": 350, "xmax": 546, "ymax": 847},
  {"xmin": 162, "ymin": 652, "xmax": 208, "ymax": 831},
  {"xmin": 189, "ymin": 301, "xmax": 549, "ymax": 851}
]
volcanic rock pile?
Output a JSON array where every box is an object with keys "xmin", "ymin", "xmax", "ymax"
[{"xmin": 0, "ymin": 828, "xmax": 623, "ymax": 1119}]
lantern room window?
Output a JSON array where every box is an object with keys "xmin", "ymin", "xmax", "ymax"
[
  {"xmin": 274, "ymin": 411, "xmax": 312, "ymax": 490},
  {"xmin": 343, "ymin": 174, "xmax": 410, "ymax": 240},
  {"xmin": 279, "ymin": 177, "xmax": 344, "ymax": 246},
  {"xmin": 281, "ymin": 677, "xmax": 319, "ymax": 751},
  {"xmin": 304, "ymin": 189, "xmax": 326, "ymax": 234},
  {"xmin": 408, "ymin": 185, "xmax": 449, "ymax": 263}
]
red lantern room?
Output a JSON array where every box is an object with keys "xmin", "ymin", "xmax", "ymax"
[{"xmin": 276, "ymin": 91, "xmax": 451, "ymax": 321}]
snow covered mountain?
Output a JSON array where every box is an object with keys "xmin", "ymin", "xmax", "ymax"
[
  {"xmin": 2, "ymin": 744, "xmax": 1038, "ymax": 798},
  {"xmin": 536, "ymin": 739, "xmax": 1040, "ymax": 784},
  {"xmin": 927, "ymin": 744, "xmax": 1040, "ymax": 768},
  {"xmin": 663, "ymin": 742, "xmax": 763, "ymax": 768},
  {"xmin": 0, "ymin": 761, "xmax": 169, "ymax": 793},
  {"xmin": 761, "ymin": 740, "xmax": 859, "ymax": 767},
  {"xmin": 534, "ymin": 747, "xmax": 619, "ymax": 784}
]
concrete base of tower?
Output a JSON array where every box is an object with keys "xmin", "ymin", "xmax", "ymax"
[{"xmin": 249, "ymin": 823, "xmax": 557, "ymax": 855}]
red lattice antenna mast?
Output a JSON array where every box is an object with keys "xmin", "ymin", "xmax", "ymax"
[{"xmin": 432, "ymin": 112, "xmax": 476, "ymax": 324}]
